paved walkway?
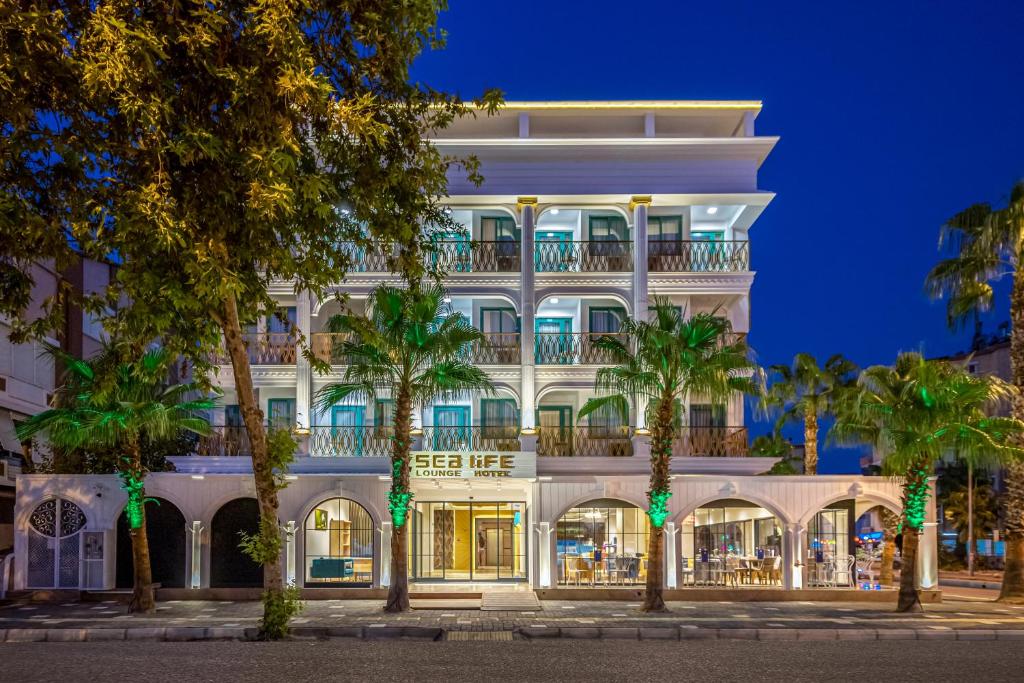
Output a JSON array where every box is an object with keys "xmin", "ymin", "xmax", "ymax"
[{"xmin": 3, "ymin": 595, "xmax": 1024, "ymax": 633}]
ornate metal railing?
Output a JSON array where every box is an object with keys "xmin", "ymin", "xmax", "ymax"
[
  {"xmin": 308, "ymin": 426, "xmax": 392, "ymax": 457},
  {"xmin": 421, "ymin": 426, "xmax": 520, "ymax": 452},
  {"xmin": 466, "ymin": 333, "xmax": 520, "ymax": 364},
  {"xmin": 209, "ymin": 333, "xmax": 297, "ymax": 365},
  {"xmin": 431, "ymin": 240, "xmax": 521, "ymax": 273},
  {"xmin": 310, "ymin": 332, "xmax": 355, "ymax": 365},
  {"xmin": 670, "ymin": 426, "xmax": 749, "ymax": 457},
  {"xmin": 647, "ymin": 240, "xmax": 749, "ymax": 272},
  {"xmin": 196, "ymin": 426, "xmax": 253, "ymax": 457},
  {"xmin": 342, "ymin": 243, "xmax": 391, "ymax": 272},
  {"xmin": 535, "ymin": 240, "xmax": 633, "ymax": 272},
  {"xmin": 537, "ymin": 426, "xmax": 634, "ymax": 457},
  {"xmin": 535, "ymin": 332, "xmax": 628, "ymax": 365}
]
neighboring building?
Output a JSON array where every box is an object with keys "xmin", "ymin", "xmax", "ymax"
[{"xmin": 12, "ymin": 102, "xmax": 933, "ymax": 595}]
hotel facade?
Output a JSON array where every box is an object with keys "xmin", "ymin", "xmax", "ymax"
[{"xmin": 10, "ymin": 102, "xmax": 938, "ymax": 597}]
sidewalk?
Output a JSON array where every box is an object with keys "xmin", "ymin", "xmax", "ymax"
[{"xmin": 3, "ymin": 596, "xmax": 1024, "ymax": 641}]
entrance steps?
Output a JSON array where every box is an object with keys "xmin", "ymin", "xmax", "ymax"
[{"xmin": 481, "ymin": 590, "xmax": 541, "ymax": 611}]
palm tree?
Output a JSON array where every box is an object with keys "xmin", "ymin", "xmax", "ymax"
[
  {"xmin": 765, "ymin": 354, "xmax": 858, "ymax": 474},
  {"xmin": 925, "ymin": 181, "xmax": 1024, "ymax": 600},
  {"xmin": 578, "ymin": 299, "xmax": 759, "ymax": 611},
  {"xmin": 832, "ymin": 352, "xmax": 1024, "ymax": 612},
  {"xmin": 17, "ymin": 346, "xmax": 214, "ymax": 612},
  {"xmin": 750, "ymin": 432, "xmax": 800, "ymax": 475},
  {"xmin": 314, "ymin": 283, "xmax": 495, "ymax": 612}
]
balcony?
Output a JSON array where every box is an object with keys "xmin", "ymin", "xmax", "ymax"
[
  {"xmin": 535, "ymin": 332, "xmax": 627, "ymax": 365},
  {"xmin": 344, "ymin": 241, "xmax": 521, "ymax": 274},
  {"xmin": 209, "ymin": 333, "xmax": 297, "ymax": 365},
  {"xmin": 537, "ymin": 426, "xmax": 634, "ymax": 457},
  {"xmin": 421, "ymin": 426, "xmax": 520, "ymax": 452},
  {"xmin": 196, "ymin": 426, "xmax": 252, "ymax": 456},
  {"xmin": 535, "ymin": 241, "xmax": 633, "ymax": 273},
  {"xmin": 308, "ymin": 426, "xmax": 392, "ymax": 457},
  {"xmin": 466, "ymin": 333, "xmax": 520, "ymax": 364},
  {"xmin": 670, "ymin": 426, "xmax": 749, "ymax": 457},
  {"xmin": 647, "ymin": 240, "xmax": 749, "ymax": 272}
]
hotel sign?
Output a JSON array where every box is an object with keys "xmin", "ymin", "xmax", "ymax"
[{"xmin": 412, "ymin": 451, "xmax": 536, "ymax": 479}]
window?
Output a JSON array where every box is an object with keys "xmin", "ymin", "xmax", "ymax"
[
  {"xmin": 689, "ymin": 404, "xmax": 727, "ymax": 428},
  {"xmin": 480, "ymin": 399, "xmax": 518, "ymax": 437},
  {"xmin": 681, "ymin": 500, "xmax": 783, "ymax": 587},
  {"xmin": 305, "ymin": 498, "xmax": 375, "ymax": 586},
  {"xmin": 807, "ymin": 506, "xmax": 852, "ymax": 587},
  {"xmin": 480, "ymin": 308, "xmax": 520, "ymax": 334},
  {"xmin": 557, "ymin": 500, "xmax": 650, "ymax": 586},
  {"xmin": 268, "ymin": 398, "xmax": 296, "ymax": 430},
  {"xmin": 480, "ymin": 215, "xmax": 519, "ymax": 241},
  {"xmin": 648, "ymin": 216, "xmax": 682, "ymax": 257},
  {"xmin": 225, "ymin": 405, "xmax": 243, "ymax": 427},
  {"xmin": 374, "ymin": 399, "xmax": 394, "ymax": 431},
  {"xmin": 588, "ymin": 215, "xmax": 628, "ymax": 241},
  {"xmin": 588, "ymin": 307, "xmax": 626, "ymax": 335},
  {"xmin": 267, "ymin": 307, "xmax": 297, "ymax": 334}
]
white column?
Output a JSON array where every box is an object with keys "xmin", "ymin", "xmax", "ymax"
[
  {"xmin": 664, "ymin": 522, "xmax": 678, "ymax": 589},
  {"xmin": 784, "ymin": 522, "xmax": 804, "ymax": 590},
  {"xmin": 284, "ymin": 521, "xmax": 297, "ymax": 586},
  {"xmin": 519, "ymin": 197, "xmax": 538, "ymax": 432},
  {"xmin": 295, "ymin": 291, "xmax": 312, "ymax": 430},
  {"xmin": 918, "ymin": 477, "xmax": 939, "ymax": 590},
  {"xmin": 535, "ymin": 521, "xmax": 553, "ymax": 588},
  {"xmin": 379, "ymin": 521, "xmax": 393, "ymax": 587},
  {"xmin": 187, "ymin": 521, "xmax": 204, "ymax": 589},
  {"xmin": 631, "ymin": 197, "xmax": 651, "ymax": 431}
]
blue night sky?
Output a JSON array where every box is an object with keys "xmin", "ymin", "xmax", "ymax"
[{"xmin": 414, "ymin": 2, "xmax": 1024, "ymax": 472}]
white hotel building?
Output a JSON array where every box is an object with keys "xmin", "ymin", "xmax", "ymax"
[{"xmin": 11, "ymin": 102, "xmax": 938, "ymax": 599}]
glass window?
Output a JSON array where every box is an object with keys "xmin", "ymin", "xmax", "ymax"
[
  {"xmin": 268, "ymin": 398, "xmax": 295, "ymax": 431},
  {"xmin": 480, "ymin": 215, "xmax": 519, "ymax": 241},
  {"xmin": 304, "ymin": 498, "xmax": 374, "ymax": 585},
  {"xmin": 557, "ymin": 500, "xmax": 650, "ymax": 586},
  {"xmin": 588, "ymin": 215, "xmax": 628, "ymax": 241},
  {"xmin": 680, "ymin": 500, "xmax": 783, "ymax": 587},
  {"xmin": 807, "ymin": 506, "xmax": 852, "ymax": 587},
  {"xmin": 410, "ymin": 501, "xmax": 526, "ymax": 581},
  {"xmin": 588, "ymin": 307, "xmax": 626, "ymax": 335}
]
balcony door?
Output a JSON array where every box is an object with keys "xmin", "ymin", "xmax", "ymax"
[
  {"xmin": 433, "ymin": 405, "xmax": 470, "ymax": 450},
  {"xmin": 432, "ymin": 231, "xmax": 471, "ymax": 272},
  {"xmin": 535, "ymin": 231, "xmax": 573, "ymax": 272},
  {"xmin": 588, "ymin": 307, "xmax": 626, "ymax": 335},
  {"xmin": 268, "ymin": 398, "xmax": 295, "ymax": 431},
  {"xmin": 537, "ymin": 405, "xmax": 573, "ymax": 456},
  {"xmin": 332, "ymin": 405, "xmax": 365, "ymax": 456},
  {"xmin": 535, "ymin": 317, "xmax": 572, "ymax": 364}
]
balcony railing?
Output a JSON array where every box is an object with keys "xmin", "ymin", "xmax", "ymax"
[
  {"xmin": 196, "ymin": 426, "xmax": 253, "ymax": 457},
  {"xmin": 343, "ymin": 241, "xmax": 521, "ymax": 273},
  {"xmin": 670, "ymin": 426, "xmax": 749, "ymax": 457},
  {"xmin": 311, "ymin": 332, "xmax": 355, "ymax": 364},
  {"xmin": 421, "ymin": 426, "xmax": 520, "ymax": 452},
  {"xmin": 535, "ymin": 332, "xmax": 627, "ymax": 365},
  {"xmin": 647, "ymin": 240, "xmax": 749, "ymax": 272},
  {"xmin": 209, "ymin": 333, "xmax": 297, "ymax": 365},
  {"xmin": 537, "ymin": 426, "xmax": 634, "ymax": 457},
  {"xmin": 466, "ymin": 333, "xmax": 521, "ymax": 364},
  {"xmin": 308, "ymin": 426, "xmax": 392, "ymax": 457},
  {"xmin": 535, "ymin": 240, "xmax": 633, "ymax": 273}
]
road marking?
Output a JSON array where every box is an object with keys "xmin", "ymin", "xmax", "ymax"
[
  {"xmin": 929, "ymin": 626, "xmax": 952, "ymax": 630},
  {"xmin": 764, "ymin": 607, "xmax": 780, "ymax": 611},
  {"xmin": 767, "ymin": 623, "xmax": 785, "ymax": 627},
  {"xmin": 369, "ymin": 624, "xmax": 386, "ymax": 628},
  {"xmin": 613, "ymin": 614, "xmax": 628, "ymax": 617}
]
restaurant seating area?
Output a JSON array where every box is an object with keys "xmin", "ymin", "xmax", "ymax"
[{"xmin": 681, "ymin": 554, "xmax": 783, "ymax": 587}]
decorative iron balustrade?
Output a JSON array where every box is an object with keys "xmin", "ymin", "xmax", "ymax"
[
  {"xmin": 209, "ymin": 333, "xmax": 297, "ymax": 365},
  {"xmin": 431, "ymin": 240, "xmax": 521, "ymax": 273},
  {"xmin": 536, "ymin": 426, "xmax": 634, "ymax": 457},
  {"xmin": 534, "ymin": 333, "xmax": 628, "ymax": 365},
  {"xmin": 670, "ymin": 426, "xmax": 749, "ymax": 457},
  {"xmin": 308, "ymin": 426, "xmax": 392, "ymax": 457},
  {"xmin": 534, "ymin": 240, "xmax": 633, "ymax": 273},
  {"xmin": 421, "ymin": 426, "xmax": 520, "ymax": 452},
  {"xmin": 467, "ymin": 333, "xmax": 521, "ymax": 364},
  {"xmin": 342, "ymin": 243, "xmax": 391, "ymax": 272},
  {"xmin": 647, "ymin": 240, "xmax": 750, "ymax": 272},
  {"xmin": 310, "ymin": 332, "xmax": 355, "ymax": 365},
  {"xmin": 196, "ymin": 426, "xmax": 252, "ymax": 457}
]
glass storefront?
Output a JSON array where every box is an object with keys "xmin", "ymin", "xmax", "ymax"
[
  {"xmin": 410, "ymin": 501, "xmax": 526, "ymax": 581},
  {"xmin": 680, "ymin": 500, "xmax": 783, "ymax": 587},
  {"xmin": 304, "ymin": 498, "xmax": 375, "ymax": 586},
  {"xmin": 556, "ymin": 499, "xmax": 650, "ymax": 586},
  {"xmin": 806, "ymin": 504, "xmax": 853, "ymax": 587}
]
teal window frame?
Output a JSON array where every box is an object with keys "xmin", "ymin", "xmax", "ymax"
[
  {"xmin": 587, "ymin": 306, "xmax": 627, "ymax": 335},
  {"xmin": 536, "ymin": 405, "xmax": 573, "ymax": 429},
  {"xmin": 481, "ymin": 215, "xmax": 519, "ymax": 241},
  {"xmin": 535, "ymin": 317, "xmax": 573, "ymax": 365},
  {"xmin": 479, "ymin": 307, "xmax": 520, "ymax": 334},
  {"xmin": 587, "ymin": 215, "xmax": 629, "ymax": 242},
  {"xmin": 267, "ymin": 398, "xmax": 296, "ymax": 430},
  {"xmin": 224, "ymin": 404, "xmax": 243, "ymax": 427},
  {"xmin": 480, "ymin": 398, "xmax": 519, "ymax": 437},
  {"xmin": 648, "ymin": 215, "xmax": 683, "ymax": 241},
  {"xmin": 331, "ymin": 405, "xmax": 365, "ymax": 456},
  {"xmin": 689, "ymin": 403, "xmax": 727, "ymax": 428},
  {"xmin": 432, "ymin": 405, "xmax": 471, "ymax": 450}
]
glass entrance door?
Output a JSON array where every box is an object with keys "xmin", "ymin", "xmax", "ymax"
[{"xmin": 410, "ymin": 501, "xmax": 526, "ymax": 581}]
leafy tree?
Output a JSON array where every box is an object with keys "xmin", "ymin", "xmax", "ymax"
[
  {"xmin": 751, "ymin": 432, "xmax": 800, "ymax": 475},
  {"xmin": 833, "ymin": 352, "xmax": 1024, "ymax": 612},
  {"xmin": 314, "ymin": 283, "xmax": 495, "ymax": 611},
  {"xmin": 925, "ymin": 181, "xmax": 1024, "ymax": 601},
  {"xmin": 2, "ymin": 1, "xmax": 499, "ymax": 636},
  {"xmin": 578, "ymin": 299, "xmax": 759, "ymax": 611},
  {"xmin": 765, "ymin": 354, "xmax": 858, "ymax": 475},
  {"xmin": 16, "ymin": 346, "xmax": 212, "ymax": 612},
  {"xmin": 938, "ymin": 461, "xmax": 998, "ymax": 565}
]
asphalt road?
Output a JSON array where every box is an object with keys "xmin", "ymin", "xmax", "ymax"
[{"xmin": 4, "ymin": 640, "xmax": 1024, "ymax": 682}]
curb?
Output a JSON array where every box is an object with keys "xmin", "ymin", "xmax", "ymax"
[{"xmin": 1, "ymin": 626, "xmax": 1024, "ymax": 643}]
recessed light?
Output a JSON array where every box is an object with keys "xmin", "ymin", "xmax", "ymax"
[
  {"xmin": 550, "ymin": 297, "xmax": 559, "ymax": 304},
  {"xmin": 546, "ymin": 232, "xmax": 555, "ymax": 237},
  {"xmin": 443, "ymin": 297, "xmax": 452, "ymax": 303},
  {"xmin": 706, "ymin": 206, "xmax": 719, "ymax": 215},
  {"xmin": 551, "ymin": 208, "xmax": 559, "ymax": 215},
  {"xmin": 190, "ymin": 475, "xmax": 204, "ymax": 480}
]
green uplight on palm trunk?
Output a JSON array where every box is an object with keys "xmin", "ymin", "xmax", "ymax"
[{"xmin": 647, "ymin": 489, "xmax": 671, "ymax": 528}]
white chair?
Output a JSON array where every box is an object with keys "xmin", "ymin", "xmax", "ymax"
[{"xmin": 833, "ymin": 555, "xmax": 856, "ymax": 588}]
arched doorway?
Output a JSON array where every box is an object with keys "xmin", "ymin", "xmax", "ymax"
[
  {"xmin": 680, "ymin": 499, "xmax": 784, "ymax": 587},
  {"xmin": 26, "ymin": 498, "xmax": 99, "ymax": 588},
  {"xmin": 303, "ymin": 497, "xmax": 375, "ymax": 586},
  {"xmin": 116, "ymin": 497, "xmax": 186, "ymax": 589},
  {"xmin": 210, "ymin": 498, "xmax": 262, "ymax": 588},
  {"xmin": 555, "ymin": 499, "xmax": 649, "ymax": 586}
]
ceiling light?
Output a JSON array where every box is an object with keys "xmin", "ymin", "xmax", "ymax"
[
  {"xmin": 443, "ymin": 297, "xmax": 452, "ymax": 303},
  {"xmin": 550, "ymin": 297, "xmax": 559, "ymax": 304},
  {"xmin": 551, "ymin": 208, "xmax": 559, "ymax": 215},
  {"xmin": 190, "ymin": 475, "xmax": 204, "ymax": 480},
  {"xmin": 546, "ymin": 232, "xmax": 555, "ymax": 237},
  {"xmin": 706, "ymin": 206, "xmax": 719, "ymax": 215}
]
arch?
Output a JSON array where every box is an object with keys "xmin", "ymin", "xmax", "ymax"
[
  {"xmin": 25, "ymin": 497, "xmax": 90, "ymax": 589},
  {"xmin": 550, "ymin": 493, "xmax": 649, "ymax": 526},
  {"xmin": 300, "ymin": 496, "xmax": 377, "ymax": 587},
  {"xmin": 535, "ymin": 290, "xmax": 633, "ymax": 317},
  {"xmin": 16, "ymin": 490, "xmax": 95, "ymax": 532},
  {"xmin": 210, "ymin": 497, "xmax": 262, "ymax": 588},
  {"xmin": 490, "ymin": 382, "xmax": 522, "ymax": 405},
  {"xmin": 447, "ymin": 204, "xmax": 520, "ymax": 227},
  {"xmin": 115, "ymin": 497, "xmax": 187, "ymax": 589},
  {"xmin": 553, "ymin": 496, "xmax": 651, "ymax": 586},
  {"xmin": 536, "ymin": 204, "xmax": 631, "ymax": 227},
  {"xmin": 536, "ymin": 381, "xmax": 603, "ymax": 404},
  {"xmin": 674, "ymin": 491, "xmax": 793, "ymax": 527},
  {"xmin": 797, "ymin": 490, "xmax": 902, "ymax": 528}
]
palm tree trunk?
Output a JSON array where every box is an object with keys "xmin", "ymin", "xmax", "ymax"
[
  {"xmin": 19, "ymin": 441, "xmax": 35, "ymax": 474},
  {"xmin": 125, "ymin": 438, "xmax": 155, "ymax": 613},
  {"xmin": 1001, "ymin": 272, "xmax": 1024, "ymax": 602},
  {"xmin": 385, "ymin": 381, "xmax": 413, "ymax": 612},
  {"xmin": 803, "ymin": 408, "xmax": 818, "ymax": 475},
  {"xmin": 897, "ymin": 455, "xmax": 929, "ymax": 613},
  {"xmin": 220, "ymin": 295, "xmax": 286, "ymax": 630},
  {"xmin": 879, "ymin": 508, "xmax": 898, "ymax": 586},
  {"xmin": 642, "ymin": 393, "xmax": 675, "ymax": 612}
]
